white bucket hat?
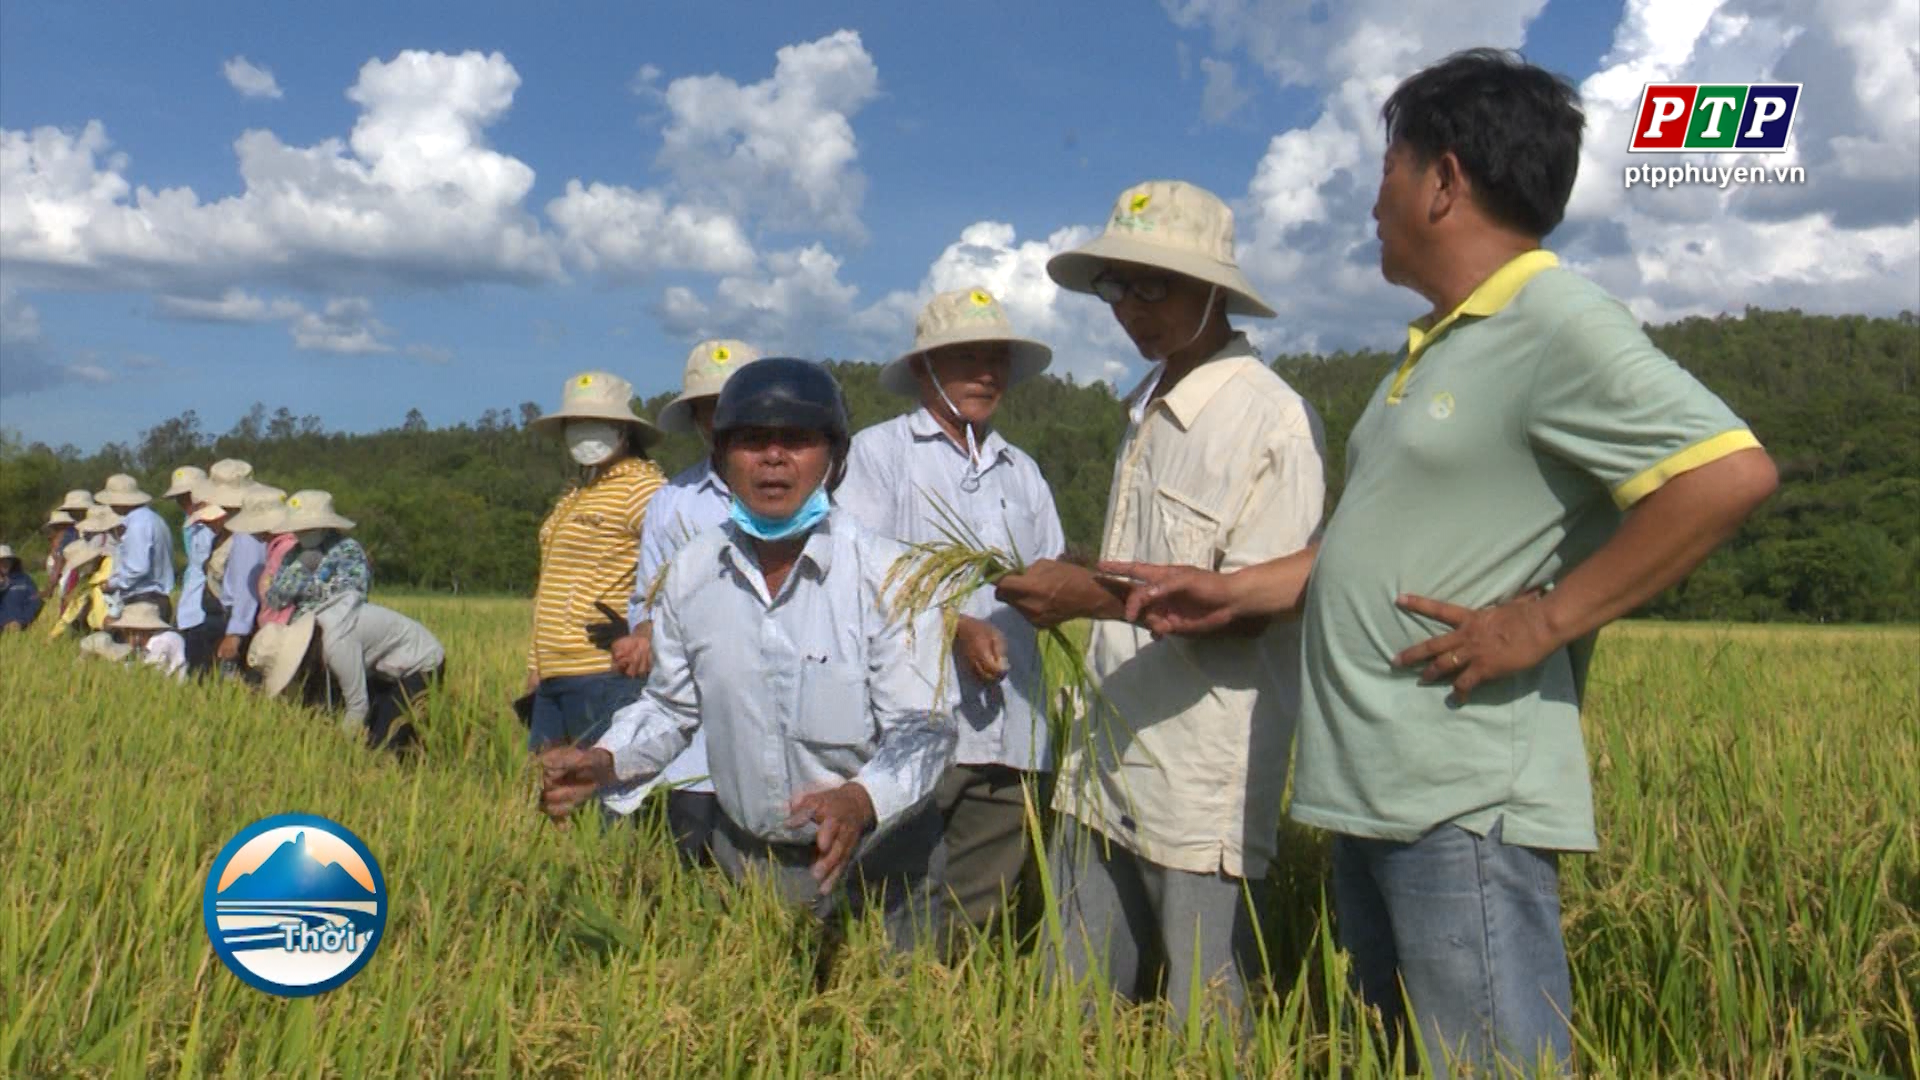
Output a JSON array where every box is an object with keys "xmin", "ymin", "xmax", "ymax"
[
  {"xmin": 44, "ymin": 510, "xmax": 74, "ymax": 529},
  {"xmin": 109, "ymin": 600, "xmax": 172, "ymax": 632},
  {"xmin": 226, "ymin": 487, "xmax": 290, "ymax": 535},
  {"xmin": 95, "ymin": 473, "xmax": 154, "ymax": 508},
  {"xmin": 163, "ymin": 465, "xmax": 206, "ymax": 499},
  {"xmin": 79, "ymin": 631, "xmax": 134, "ymax": 662},
  {"xmin": 530, "ymin": 371, "xmax": 663, "ymax": 448},
  {"xmin": 192, "ymin": 460, "xmax": 254, "ymax": 503},
  {"xmin": 57, "ymin": 489, "xmax": 96, "ymax": 514},
  {"xmin": 880, "ymin": 287, "xmax": 1053, "ymax": 397},
  {"xmin": 75, "ymin": 505, "xmax": 124, "ymax": 536},
  {"xmin": 0, "ymin": 544, "xmax": 15, "ymax": 564},
  {"xmin": 62, "ymin": 538, "xmax": 105, "ymax": 567},
  {"xmin": 281, "ymin": 490, "xmax": 356, "ymax": 533},
  {"xmin": 248, "ymin": 614, "xmax": 318, "ymax": 698},
  {"xmin": 1047, "ymin": 180, "xmax": 1275, "ymax": 318},
  {"xmin": 657, "ymin": 340, "xmax": 762, "ymax": 434}
]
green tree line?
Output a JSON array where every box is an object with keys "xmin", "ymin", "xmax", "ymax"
[{"xmin": 3, "ymin": 308, "xmax": 1914, "ymax": 622}]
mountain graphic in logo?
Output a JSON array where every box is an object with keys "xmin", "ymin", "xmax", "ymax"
[
  {"xmin": 203, "ymin": 814, "xmax": 387, "ymax": 997},
  {"xmin": 219, "ymin": 831, "xmax": 377, "ymax": 902}
]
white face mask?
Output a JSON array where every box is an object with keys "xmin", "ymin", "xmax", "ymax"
[{"xmin": 566, "ymin": 421, "xmax": 621, "ymax": 466}]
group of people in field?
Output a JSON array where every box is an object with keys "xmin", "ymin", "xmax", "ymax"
[
  {"xmin": 6, "ymin": 50, "xmax": 1780, "ymax": 1077},
  {"xmin": 522, "ymin": 50, "xmax": 1777, "ymax": 1076},
  {"xmin": 13, "ymin": 458, "xmax": 445, "ymax": 752}
]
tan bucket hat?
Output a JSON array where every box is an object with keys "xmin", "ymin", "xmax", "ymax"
[
  {"xmin": 880, "ymin": 287, "xmax": 1053, "ymax": 397},
  {"xmin": 75, "ymin": 505, "xmax": 124, "ymax": 536},
  {"xmin": 226, "ymin": 487, "xmax": 290, "ymax": 535},
  {"xmin": 163, "ymin": 466, "xmax": 206, "ymax": 499},
  {"xmin": 79, "ymin": 631, "xmax": 134, "ymax": 662},
  {"xmin": 281, "ymin": 490, "xmax": 355, "ymax": 533},
  {"xmin": 95, "ymin": 473, "xmax": 154, "ymax": 508},
  {"xmin": 63, "ymin": 538, "xmax": 105, "ymax": 567},
  {"xmin": 192, "ymin": 459, "xmax": 254, "ymax": 502},
  {"xmin": 44, "ymin": 509, "xmax": 75, "ymax": 529},
  {"xmin": 530, "ymin": 371, "xmax": 663, "ymax": 448},
  {"xmin": 657, "ymin": 340, "xmax": 762, "ymax": 434},
  {"xmin": 248, "ymin": 614, "xmax": 318, "ymax": 698},
  {"xmin": 1047, "ymin": 180, "xmax": 1274, "ymax": 318},
  {"xmin": 57, "ymin": 489, "xmax": 96, "ymax": 514},
  {"xmin": 108, "ymin": 600, "xmax": 172, "ymax": 632}
]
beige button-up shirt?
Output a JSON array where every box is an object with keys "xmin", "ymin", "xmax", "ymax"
[{"xmin": 1054, "ymin": 333, "xmax": 1327, "ymax": 878}]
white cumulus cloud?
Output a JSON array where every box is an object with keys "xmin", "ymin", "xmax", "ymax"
[
  {"xmin": 656, "ymin": 29, "xmax": 880, "ymax": 239},
  {"xmin": 223, "ymin": 56, "xmax": 284, "ymax": 100}
]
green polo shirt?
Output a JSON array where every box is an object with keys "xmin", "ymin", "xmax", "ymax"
[{"xmin": 1291, "ymin": 250, "xmax": 1760, "ymax": 850}]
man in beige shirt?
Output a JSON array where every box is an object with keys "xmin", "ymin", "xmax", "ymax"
[{"xmin": 997, "ymin": 180, "xmax": 1326, "ymax": 1028}]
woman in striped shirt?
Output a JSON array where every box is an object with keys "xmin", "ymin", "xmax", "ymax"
[{"xmin": 525, "ymin": 370, "xmax": 667, "ymax": 752}]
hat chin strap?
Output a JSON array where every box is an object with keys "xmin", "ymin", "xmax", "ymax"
[
  {"xmin": 1166, "ymin": 284, "xmax": 1220, "ymax": 361},
  {"xmin": 925, "ymin": 358, "xmax": 985, "ymax": 473}
]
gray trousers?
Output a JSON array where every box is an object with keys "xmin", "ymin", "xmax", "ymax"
[
  {"xmin": 1044, "ymin": 817, "xmax": 1265, "ymax": 1029},
  {"xmin": 928, "ymin": 763, "xmax": 1035, "ymax": 946},
  {"xmin": 709, "ymin": 806, "xmax": 940, "ymax": 955}
]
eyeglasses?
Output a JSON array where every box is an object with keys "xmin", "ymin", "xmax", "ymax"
[{"xmin": 1090, "ymin": 272, "xmax": 1171, "ymax": 305}]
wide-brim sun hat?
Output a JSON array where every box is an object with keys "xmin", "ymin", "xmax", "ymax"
[
  {"xmin": 658, "ymin": 340, "xmax": 762, "ymax": 435},
  {"xmin": 62, "ymin": 538, "xmax": 105, "ymax": 566},
  {"xmin": 57, "ymin": 489, "xmax": 96, "ymax": 514},
  {"xmin": 226, "ymin": 487, "xmax": 291, "ymax": 534},
  {"xmin": 75, "ymin": 505, "xmax": 125, "ymax": 536},
  {"xmin": 163, "ymin": 466, "xmax": 207, "ymax": 499},
  {"xmin": 530, "ymin": 371, "xmax": 664, "ymax": 449},
  {"xmin": 0, "ymin": 544, "xmax": 14, "ymax": 563},
  {"xmin": 94, "ymin": 473, "xmax": 154, "ymax": 508},
  {"xmin": 79, "ymin": 631, "xmax": 134, "ymax": 662},
  {"xmin": 108, "ymin": 600, "xmax": 171, "ymax": 632},
  {"xmin": 44, "ymin": 509, "xmax": 75, "ymax": 529},
  {"xmin": 187, "ymin": 501, "xmax": 231, "ymax": 526},
  {"xmin": 247, "ymin": 614, "xmax": 317, "ymax": 699},
  {"xmin": 879, "ymin": 287, "xmax": 1053, "ymax": 397},
  {"xmin": 1046, "ymin": 179, "xmax": 1275, "ymax": 318},
  {"xmin": 193, "ymin": 479, "xmax": 253, "ymax": 513},
  {"xmin": 281, "ymin": 490, "xmax": 355, "ymax": 533}
]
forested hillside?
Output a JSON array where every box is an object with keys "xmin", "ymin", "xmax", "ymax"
[{"xmin": 4, "ymin": 308, "xmax": 1914, "ymax": 622}]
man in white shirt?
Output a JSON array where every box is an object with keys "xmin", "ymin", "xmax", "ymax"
[
  {"xmin": 837, "ymin": 287, "xmax": 1066, "ymax": 951},
  {"xmin": 996, "ymin": 180, "xmax": 1327, "ymax": 1028},
  {"xmin": 540, "ymin": 359, "xmax": 957, "ymax": 955}
]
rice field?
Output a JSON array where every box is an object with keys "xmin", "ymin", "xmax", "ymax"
[{"xmin": 3, "ymin": 598, "xmax": 1915, "ymax": 1077}]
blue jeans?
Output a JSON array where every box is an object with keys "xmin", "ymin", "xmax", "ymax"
[
  {"xmin": 526, "ymin": 671, "xmax": 644, "ymax": 752},
  {"xmin": 1331, "ymin": 819, "xmax": 1573, "ymax": 1078}
]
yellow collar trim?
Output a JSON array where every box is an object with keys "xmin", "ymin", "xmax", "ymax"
[{"xmin": 1388, "ymin": 249, "xmax": 1559, "ymax": 404}]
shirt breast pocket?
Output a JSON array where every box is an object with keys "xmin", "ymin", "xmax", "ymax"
[
  {"xmin": 796, "ymin": 661, "xmax": 874, "ymax": 760},
  {"xmin": 1153, "ymin": 486, "xmax": 1222, "ymax": 569}
]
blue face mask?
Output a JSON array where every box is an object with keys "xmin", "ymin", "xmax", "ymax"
[{"xmin": 729, "ymin": 484, "xmax": 830, "ymax": 542}]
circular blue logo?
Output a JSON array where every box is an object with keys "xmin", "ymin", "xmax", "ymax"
[{"xmin": 202, "ymin": 813, "xmax": 386, "ymax": 997}]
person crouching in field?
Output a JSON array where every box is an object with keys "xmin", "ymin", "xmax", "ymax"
[
  {"xmin": 265, "ymin": 491, "xmax": 371, "ymax": 620},
  {"xmin": 836, "ymin": 287, "xmax": 1066, "ymax": 955},
  {"xmin": 602, "ymin": 339, "xmax": 765, "ymax": 862},
  {"xmin": 0, "ymin": 545, "xmax": 42, "ymax": 632},
  {"xmin": 540, "ymin": 359, "xmax": 958, "ymax": 955},
  {"xmin": 49, "ymin": 537, "xmax": 111, "ymax": 639},
  {"xmin": 523, "ymin": 371, "xmax": 668, "ymax": 756},
  {"xmin": 107, "ymin": 600, "xmax": 187, "ymax": 680},
  {"xmin": 1107, "ymin": 50, "xmax": 1780, "ymax": 1077},
  {"xmin": 250, "ymin": 595, "xmax": 444, "ymax": 754}
]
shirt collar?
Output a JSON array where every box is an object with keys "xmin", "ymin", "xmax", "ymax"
[
  {"xmin": 907, "ymin": 406, "xmax": 1010, "ymax": 466},
  {"xmin": 719, "ymin": 507, "xmax": 838, "ymax": 585},
  {"xmin": 1406, "ymin": 249, "xmax": 1559, "ymax": 362},
  {"xmin": 1143, "ymin": 331, "xmax": 1260, "ymax": 430}
]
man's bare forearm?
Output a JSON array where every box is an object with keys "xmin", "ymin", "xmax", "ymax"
[{"xmin": 1541, "ymin": 448, "xmax": 1776, "ymax": 645}]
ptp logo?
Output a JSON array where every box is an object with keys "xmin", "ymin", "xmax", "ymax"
[{"xmin": 1629, "ymin": 84, "xmax": 1802, "ymax": 153}]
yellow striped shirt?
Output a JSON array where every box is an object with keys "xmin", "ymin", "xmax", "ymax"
[{"xmin": 529, "ymin": 456, "xmax": 666, "ymax": 678}]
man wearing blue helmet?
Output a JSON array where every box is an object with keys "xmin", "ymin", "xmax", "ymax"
[{"xmin": 539, "ymin": 358, "xmax": 958, "ymax": 953}]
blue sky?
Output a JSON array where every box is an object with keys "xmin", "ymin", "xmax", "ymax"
[{"xmin": 3, "ymin": 0, "xmax": 1913, "ymax": 451}]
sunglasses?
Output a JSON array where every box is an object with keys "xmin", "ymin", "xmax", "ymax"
[{"xmin": 1090, "ymin": 272, "xmax": 1171, "ymax": 305}]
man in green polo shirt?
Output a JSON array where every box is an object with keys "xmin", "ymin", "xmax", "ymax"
[{"xmin": 1103, "ymin": 49, "xmax": 1778, "ymax": 1076}]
